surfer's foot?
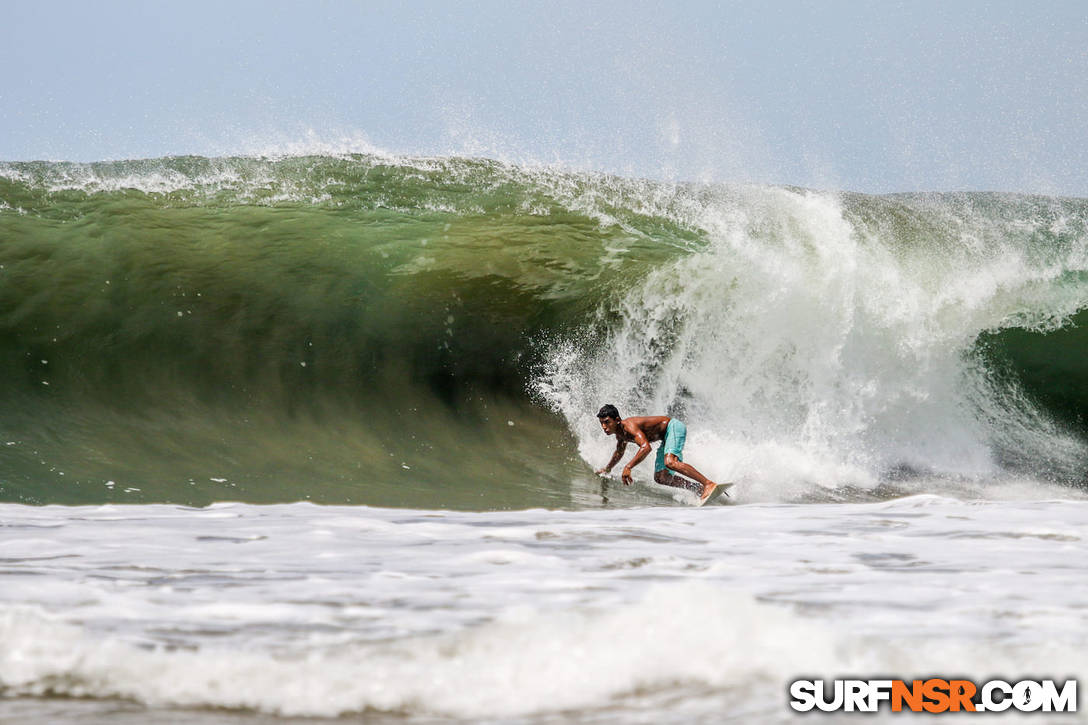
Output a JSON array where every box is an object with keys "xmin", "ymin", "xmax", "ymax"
[{"xmin": 699, "ymin": 481, "xmax": 718, "ymax": 502}]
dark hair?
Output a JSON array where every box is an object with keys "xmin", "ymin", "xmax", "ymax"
[{"xmin": 597, "ymin": 404, "xmax": 620, "ymax": 420}]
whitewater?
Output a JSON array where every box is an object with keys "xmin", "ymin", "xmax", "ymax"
[{"xmin": 1, "ymin": 153, "xmax": 1087, "ymax": 722}]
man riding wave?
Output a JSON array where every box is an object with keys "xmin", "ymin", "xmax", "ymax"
[{"xmin": 594, "ymin": 404, "xmax": 725, "ymax": 503}]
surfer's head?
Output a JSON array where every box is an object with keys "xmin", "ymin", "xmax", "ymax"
[{"xmin": 597, "ymin": 404, "xmax": 621, "ymax": 435}]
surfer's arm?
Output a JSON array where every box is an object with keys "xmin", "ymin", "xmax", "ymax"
[
  {"xmin": 596, "ymin": 440, "xmax": 627, "ymax": 475},
  {"xmin": 620, "ymin": 429, "xmax": 652, "ymax": 485}
]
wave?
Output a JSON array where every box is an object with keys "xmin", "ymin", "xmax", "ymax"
[
  {"xmin": 0, "ymin": 586, "xmax": 826, "ymax": 719},
  {"xmin": 7, "ymin": 581, "xmax": 1082, "ymax": 721},
  {"xmin": 1, "ymin": 154, "xmax": 1086, "ymax": 506}
]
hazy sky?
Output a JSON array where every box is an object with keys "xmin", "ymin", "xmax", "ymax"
[{"xmin": 4, "ymin": 1, "xmax": 1087, "ymax": 195}]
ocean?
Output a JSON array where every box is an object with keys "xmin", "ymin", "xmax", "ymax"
[{"xmin": 1, "ymin": 153, "xmax": 1086, "ymax": 722}]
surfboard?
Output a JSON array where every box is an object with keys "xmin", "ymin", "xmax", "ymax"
[{"xmin": 698, "ymin": 482, "xmax": 733, "ymax": 507}]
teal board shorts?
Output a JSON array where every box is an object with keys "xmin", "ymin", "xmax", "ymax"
[{"xmin": 654, "ymin": 419, "xmax": 686, "ymax": 473}]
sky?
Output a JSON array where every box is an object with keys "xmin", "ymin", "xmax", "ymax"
[{"xmin": 4, "ymin": 1, "xmax": 1087, "ymax": 195}]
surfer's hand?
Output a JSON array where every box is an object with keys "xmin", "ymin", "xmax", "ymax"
[
  {"xmin": 595, "ymin": 467, "xmax": 610, "ymax": 476},
  {"xmin": 621, "ymin": 467, "xmax": 633, "ymax": 485}
]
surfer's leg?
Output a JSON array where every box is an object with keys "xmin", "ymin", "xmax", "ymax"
[
  {"xmin": 656, "ymin": 424, "xmax": 708, "ymax": 494},
  {"xmin": 664, "ymin": 454, "xmax": 718, "ymax": 499},
  {"xmin": 663, "ymin": 454, "xmax": 710, "ymax": 486},
  {"xmin": 661, "ymin": 420, "xmax": 719, "ymax": 499},
  {"xmin": 654, "ymin": 468, "xmax": 702, "ymax": 494}
]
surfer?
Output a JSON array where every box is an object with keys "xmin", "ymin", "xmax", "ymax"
[{"xmin": 594, "ymin": 404, "xmax": 725, "ymax": 502}]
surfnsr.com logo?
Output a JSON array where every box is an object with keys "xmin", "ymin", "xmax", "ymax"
[{"xmin": 789, "ymin": 679, "xmax": 1077, "ymax": 713}]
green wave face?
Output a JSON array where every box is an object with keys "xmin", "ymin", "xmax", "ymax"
[
  {"xmin": 978, "ymin": 305, "xmax": 1088, "ymax": 433},
  {"xmin": 0, "ymin": 155, "xmax": 698, "ymax": 507},
  {"xmin": 1, "ymin": 155, "xmax": 1087, "ymax": 507}
]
